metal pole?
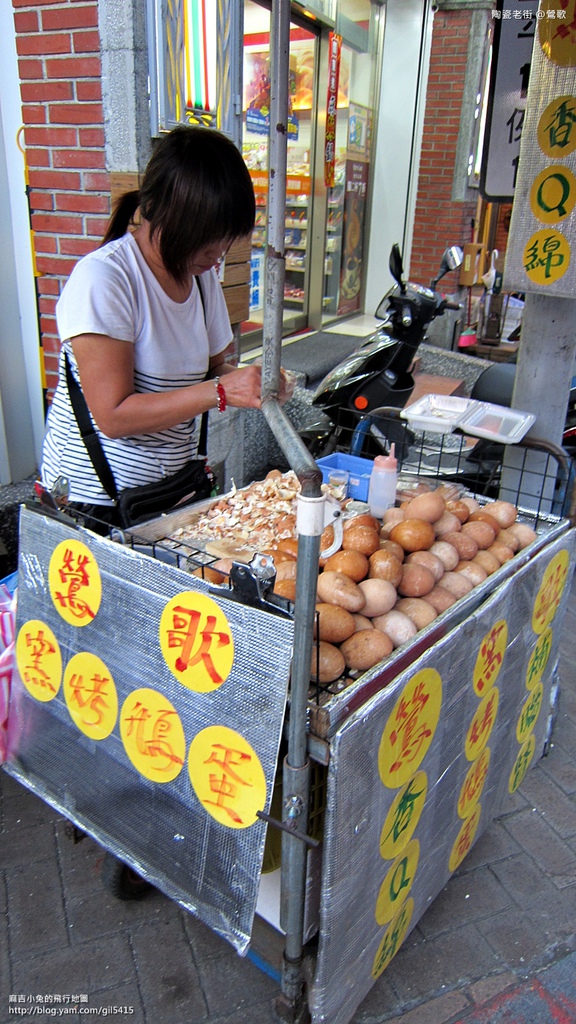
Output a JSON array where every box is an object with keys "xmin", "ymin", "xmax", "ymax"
[{"xmin": 263, "ymin": 3, "xmax": 321, "ymax": 1021}]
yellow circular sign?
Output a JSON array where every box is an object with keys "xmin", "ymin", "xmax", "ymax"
[
  {"xmin": 449, "ymin": 803, "xmax": 481, "ymax": 874},
  {"xmin": 539, "ymin": 2, "xmax": 576, "ymax": 67},
  {"xmin": 532, "ymin": 549, "xmax": 570, "ymax": 634},
  {"xmin": 379, "ymin": 771, "xmax": 428, "ymax": 861},
  {"xmin": 16, "ymin": 619, "xmax": 62, "ymax": 702},
  {"xmin": 188, "ymin": 725, "xmax": 267, "ymax": 829},
  {"xmin": 516, "ymin": 682, "xmax": 544, "ymax": 745},
  {"xmin": 530, "ymin": 166, "xmax": 576, "ymax": 224},
  {"xmin": 48, "ymin": 540, "xmax": 102, "ymax": 626},
  {"xmin": 509, "ymin": 734, "xmax": 536, "ymax": 794},
  {"xmin": 523, "ymin": 229, "xmax": 570, "ymax": 286},
  {"xmin": 63, "ymin": 652, "xmax": 118, "ymax": 740},
  {"xmin": 526, "ymin": 628, "xmax": 553, "ymax": 690},
  {"xmin": 375, "ymin": 839, "xmax": 420, "ymax": 927},
  {"xmin": 457, "ymin": 747, "xmax": 491, "ymax": 820},
  {"xmin": 159, "ymin": 591, "xmax": 234, "ymax": 693},
  {"xmin": 378, "ymin": 669, "xmax": 442, "ymax": 790},
  {"xmin": 120, "ymin": 687, "xmax": 186, "ymax": 783},
  {"xmin": 538, "ymin": 95, "xmax": 576, "ymax": 157},
  {"xmin": 465, "ymin": 687, "xmax": 499, "ymax": 762},
  {"xmin": 472, "ymin": 620, "xmax": 508, "ymax": 698},
  {"xmin": 371, "ymin": 898, "xmax": 414, "ymax": 980}
]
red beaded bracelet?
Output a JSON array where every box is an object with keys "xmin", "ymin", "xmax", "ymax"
[{"xmin": 214, "ymin": 377, "xmax": 227, "ymax": 413}]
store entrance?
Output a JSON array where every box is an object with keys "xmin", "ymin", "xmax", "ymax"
[
  {"xmin": 242, "ymin": 0, "xmax": 318, "ymax": 345},
  {"xmin": 240, "ymin": 0, "xmax": 380, "ymax": 354}
]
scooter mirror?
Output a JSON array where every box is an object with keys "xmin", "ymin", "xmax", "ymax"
[
  {"xmin": 388, "ymin": 244, "xmax": 405, "ymax": 289},
  {"xmin": 430, "ymin": 245, "xmax": 464, "ymax": 289}
]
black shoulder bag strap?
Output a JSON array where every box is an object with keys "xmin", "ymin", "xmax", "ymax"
[{"xmin": 64, "ymin": 274, "xmax": 210, "ymax": 502}]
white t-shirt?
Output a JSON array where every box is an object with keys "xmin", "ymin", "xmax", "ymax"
[{"xmin": 41, "ymin": 232, "xmax": 232, "ymax": 504}]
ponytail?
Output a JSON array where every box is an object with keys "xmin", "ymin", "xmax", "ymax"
[{"xmin": 101, "ymin": 190, "xmax": 140, "ymax": 246}]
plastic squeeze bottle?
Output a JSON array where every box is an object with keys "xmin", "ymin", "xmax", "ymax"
[{"xmin": 368, "ymin": 444, "xmax": 398, "ymax": 518}]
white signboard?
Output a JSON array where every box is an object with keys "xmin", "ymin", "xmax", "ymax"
[{"xmin": 480, "ymin": 2, "xmax": 540, "ymax": 201}]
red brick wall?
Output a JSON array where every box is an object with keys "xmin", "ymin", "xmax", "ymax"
[
  {"xmin": 12, "ymin": 0, "xmax": 110, "ymax": 397},
  {"xmin": 410, "ymin": 9, "xmax": 478, "ymax": 291}
]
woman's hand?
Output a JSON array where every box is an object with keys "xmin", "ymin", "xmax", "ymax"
[{"xmin": 214, "ymin": 363, "xmax": 262, "ymax": 409}]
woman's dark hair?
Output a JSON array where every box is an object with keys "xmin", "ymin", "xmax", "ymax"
[{"xmin": 102, "ymin": 126, "xmax": 256, "ymax": 282}]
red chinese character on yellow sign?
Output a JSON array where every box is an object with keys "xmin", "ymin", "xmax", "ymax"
[
  {"xmin": 465, "ymin": 688, "xmax": 500, "ymax": 762},
  {"xmin": 120, "ymin": 687, "xmax": 186, "ymax": 783},
  {"xmin": 160, "ymin": 592, "xmax": 234, "ymax": 693},
  {"xmin": 188, "ymin": 725, "xmax": 267, "ymax": 829},
  {"xmin": 378, "ymin": 669, "xmax": 442, "ymax": 790},
  {"xmin": 48, "ymin": 540, "xmax": 102, "ymax": 626},
  {"xmin": 16, "ymin": 619, "xmax": 62, "ymax": 702},
  {"xmin": 539, "ymin": 0, "xmax": 576, "ymax": 67},
  {"xmin": 457, "ymin": 747, "xmax": 491, "ymax": 820},
  {"xmin": 473, "ymin": 619, "xmax": 508, "ymax": 697},
  {"xmin": 532, "ymin": 550, "xmax": 570, "ymax": 634},
  {"xmin": 449, "ymin": 802, "xmax": 481, "ymax": 873},
  {"xmin": 63, "ymin": 652, "xmax": 118, "ymax": 740}
]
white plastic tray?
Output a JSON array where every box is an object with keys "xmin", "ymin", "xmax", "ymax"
[
  {"xmin": 401, "ymin": 394, "xmax": 475, "ymax": 434},
  {"xmin": 401, "ymin": 394, "xmax": 535, "ymax": 443}
]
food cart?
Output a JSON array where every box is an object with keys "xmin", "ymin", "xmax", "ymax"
[{"xmin": 4, "ymin": 412, "xmax": 575, "ymax": 1024}]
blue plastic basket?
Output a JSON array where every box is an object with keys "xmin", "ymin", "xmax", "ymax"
[{"xmin": 317, "ymin": 453, "xmax": 373, "ymax": 502}]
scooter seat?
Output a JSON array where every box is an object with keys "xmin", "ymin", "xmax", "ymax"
[{"xmin": 470, "ymin": 362, "xmax": 516, "ymax": 407}]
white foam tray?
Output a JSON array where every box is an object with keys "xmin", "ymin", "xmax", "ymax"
[{"xmin": 401, "ymin": 394, "xmax": 535, "ymax": 443}]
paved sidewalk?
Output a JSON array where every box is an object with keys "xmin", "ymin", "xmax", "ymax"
[{"xmin": 1, "ymin": 581, "xmax": 576, "ymax": 1024}]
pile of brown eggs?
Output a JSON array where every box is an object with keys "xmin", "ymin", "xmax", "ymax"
[{"xmin": 282, "ymin": 489, "xmax": 537, "ymax": 685}]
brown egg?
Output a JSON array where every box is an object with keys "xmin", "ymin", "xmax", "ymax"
[
  {"xmin": 434, "ymin": 511, "xmax": 462, "ymax": 537},
  {"xmin": 461, "ymin": 496, "xmax": 480, "ymax": 514},
  {"xmin": 397, "ymin": 562, "xmax": 435, "ymax": 598},
  {"xmin": 473, "ymin": 550, "xmax": 501, "ymax": 575},
  {"xmin": 340, "ymin": 629, "xmax": 393, "ymax": 671},
  {"xmin": 395, "ymin": 597, "xmax": 437, "ymax": 630},
  {"xmin": 275, "ymin": 559, "xmax": 298, "ymax": 581},
  {"xmin": 456, "ymin": 560, "xmax": 488, "ymax": 587},
  {"xmin": 468, "ymin": 510, "xmax": 501, "ymax": 535},
  {"xmin": 278, "ymin": 537, "xmax": 299, "ymax": 558},
  {"xmin": 497, "ymin": 527, "xmax": 521, "ymax": 553},
  {"xmin": 316, "ymin": 571, "xmax": 365, "ymax": 612},
  {"xmin": 440, "ymin": 571, "xmax": 473, "ymax": 598},
  {"xmin": 357, "ymin": 578, "xmax": 398, "ymax": 617},
  {"xmin": 383, "ymin": 507, "xmax": 406, "ymax": 526},
  {"xmin": 429, "ymin": 540, "xmax": 460, "ymax": 571},
  {"xmin": 310, "ymin": 640, "xmax": 345, "ymax": 683},
  {"xmin": 425, "ymin": 585, "xmax": 457, "ymax": 614},
  {"xmin": 319, "ymin": 525, "xmax": 336, "ymax": 565},
  {"xmin": 323, "ymin": 549, "xmax": 369, "ymax": 582},
  {"xmin": 462, "ymin": 520, "xmax": 496, "ymax": 549},
  {"xmin": 406, "ymin": 549, "xmax": 445, "ymax": 582},
  {"xmin": 274, "ymin": 578, "xmax": 297, "ymax": 601},
  {"xmin": 314, "ymin": 603, "xmax": 357, "ymax": 643},
  {"xmin": 344, "ymin": 512, "xmax": 381, "ymax": 533},
  {"xmin": 342, "ymin": 525, "xmax": 381, "ymax": 556},
  {"xmin": 488, "ymin": 540, "xmax": 515, "ymax": 565},
  {"xmin": 352, "ymin": 613, "xmax": 374, "ymax": 632},
  {"xmin": 379, "ymin": 538, "xmax": 405, "ymax": 561},
  {"xmin": 260, "ymin": 548, "xmax": 295, "ymax": 563},
  {"xmin": 191, "ymin": 565, "xmax": 227, "ymax": 584},
  {"xmin": 368, "ymin": 549, "xmax": 403, "ymax": 587},
  {"xmin": 389, "ymin": 519, "xmax": 435, "ymax": 553},
  {"xmin": 445, "ymin": 499, "xmax": 471, "ymax": 523},
  {"xmin": 403, "ymin": 489, "xmax": 446, "ymax": 523},
  {"xmin": 485, "ymin": 500, "xmax": 518, "ymax": 528},
  {"xmin": 373, "ymin": 609, "xmax": 417, "ymax": 647},
  {"xmin": 442, "ymin": 531, "xmax": 479, "ymax": 561},
  {"xmin": 508, "ymin": 522, "xmax": 538, "ymax": 549}
]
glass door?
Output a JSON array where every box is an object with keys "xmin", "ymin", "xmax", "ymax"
[{"xmin": 242, "ymin": 0, "xmax": 318, "ymax": 342}]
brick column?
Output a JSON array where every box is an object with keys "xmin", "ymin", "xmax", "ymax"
[{"xmin": 13, "ymin": 0, "xmax": 110, "ymax": 398}]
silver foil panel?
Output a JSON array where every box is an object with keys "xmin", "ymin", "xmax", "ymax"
[
  {"xmin": 7, "ymin": 507, "xmax": 293, "ymax": 954},
  {"xmin": 310, "ymin": 529, "xmax": 576, "ymax": 1024}
]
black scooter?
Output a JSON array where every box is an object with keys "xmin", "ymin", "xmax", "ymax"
[{"xmin": 299, "ymin": 243, "xmax": 462, "ymax": 458}]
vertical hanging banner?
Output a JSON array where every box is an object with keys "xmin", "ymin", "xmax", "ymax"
[
  {"xmin": 505, "ymin": 0, "xmax": 576, "ymax": 296},
  {"xmin": 480, "ymin": 1, "xmax": 540, "ymax": 201},
  {"xmin": 324, "ymin": 32, "xmax": 342, "ymax": 187}
]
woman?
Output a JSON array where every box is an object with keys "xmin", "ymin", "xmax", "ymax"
[{"xmin": 41, "ymin": 125, "xmax": 292, "ymax": 524}]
